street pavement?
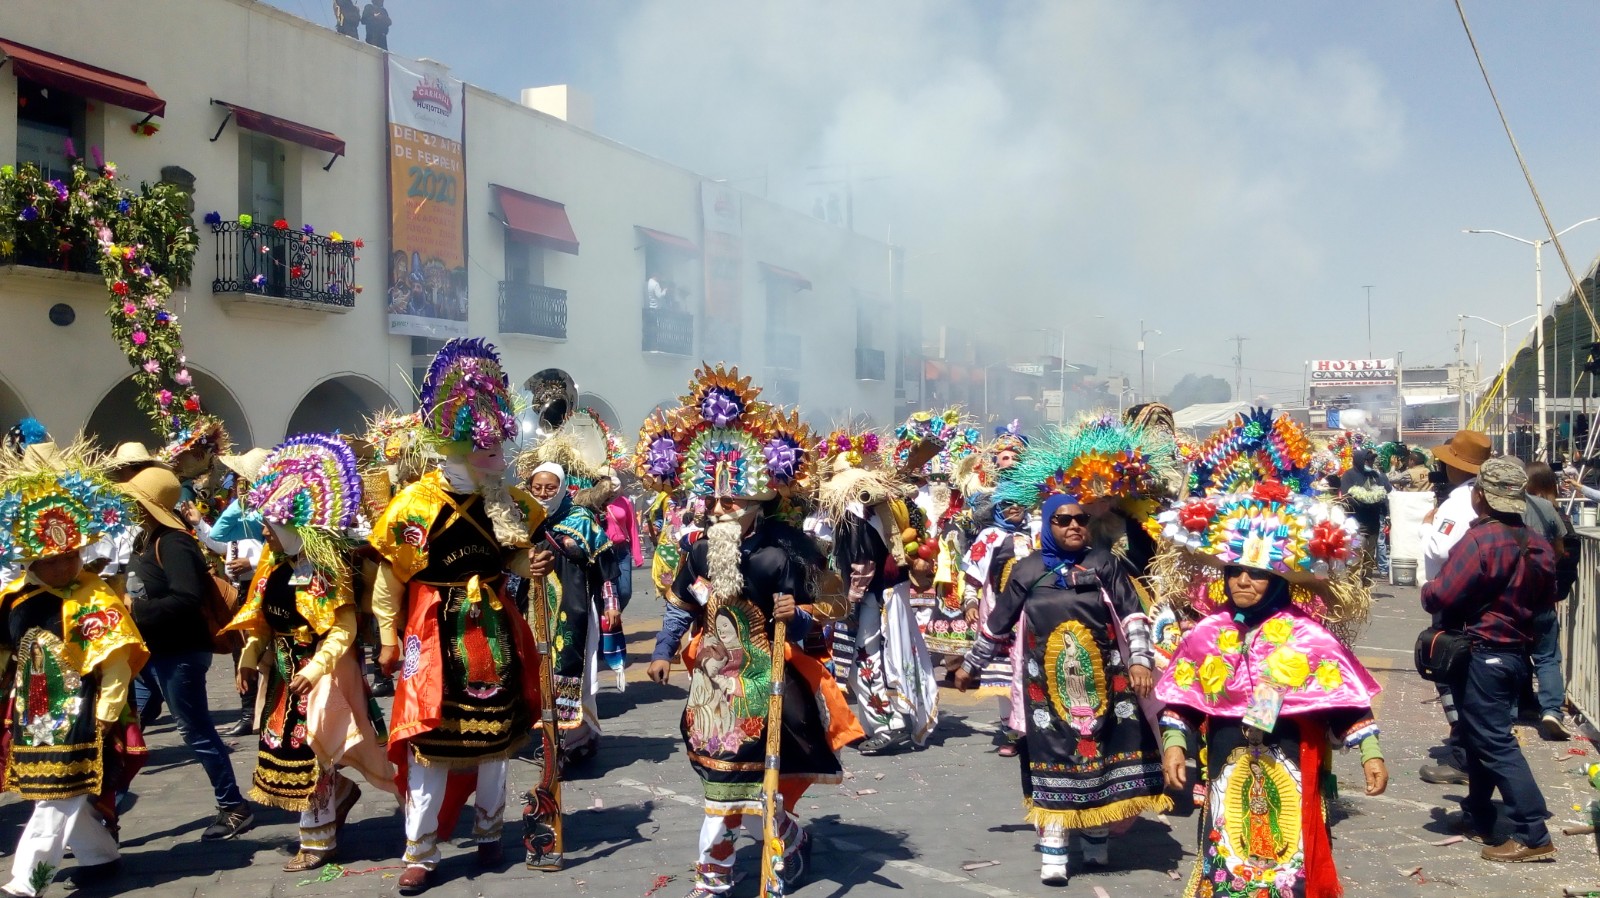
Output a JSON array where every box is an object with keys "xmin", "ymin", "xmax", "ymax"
[{"xmin": 10, "ymin": 574, "xmax": 1600, "ymax": 897}]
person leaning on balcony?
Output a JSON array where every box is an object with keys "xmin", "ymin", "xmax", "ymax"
[
  {"xmin": 646, "ymin": 273, "xmax": 667, "ymax": 310},
  {"xmin": 333, "ymin": 0, "xmax": 359, "ymax": 37},
  {"xmin": 362, "ymin": 0, "xmax": 391, "ymax": 49}
]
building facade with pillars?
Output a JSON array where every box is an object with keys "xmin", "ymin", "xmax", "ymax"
[{"xmin": 0, "ymin": 0, "xmax": 903, "ymax": 449}]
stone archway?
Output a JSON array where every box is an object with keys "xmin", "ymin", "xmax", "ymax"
[
  {"xmin": 84, "ymin": 369, "xmax": 253, "ymax": 452},
  {"xmin": 0, "ymin": 377, "xmax": 31, "ymax": 432},
  {"xmin": 286, "ymin": 374, "xmax": 397, "ymax": 439}
]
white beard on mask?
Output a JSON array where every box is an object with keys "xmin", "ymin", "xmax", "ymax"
[{"xmin": 705, "ymin": 515, "xmax": 747, "ymax": 603}]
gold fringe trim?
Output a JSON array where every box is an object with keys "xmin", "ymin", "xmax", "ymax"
[
  {"xmin": 1022, "ymin": 793, "xmax": 1173, "ymax": 830},
  {"xmin": 7, "ymin": 757, "xmax": 98, "ymax": 778},
  {"xmin": 409, "ymin": 733, "xmax": 528, "ymax": 770},
  {"xmin": 435, "ymin": 716, "xmax": 515, "ymax": 736},
  {"xmin": 248, "ymin": 786, "xmax": 312, "ymax": 812}
]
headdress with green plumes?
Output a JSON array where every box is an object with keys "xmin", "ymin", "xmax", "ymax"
[
  {"xmin": 995, "ymin": 413, "xmax": 1180, "ymax": 510},
  {"xmin": 0, "ymin": 441, "xmax": 132, "ymax": 566}
]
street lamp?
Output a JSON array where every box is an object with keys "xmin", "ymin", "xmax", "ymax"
[
  {"xmin": 1116, "ymin": 386, "xmax": 1137, "ymax": 416},
  {"xmin": 1464, "ymin": 216, "xmax": 1600, "ymax": 459},
  {"xmin": 1150, "ymin": 348, "xmax": 1185, "ymax": 402},
  {"xmin": 1460, "ymin": 313, "xmax": 1535, "ymax": 454},
  {"xmin": 1138, "ymin": 319, "xmax": 1162, "ymax": 402},
  {"xmin": 1031, "ymin": 327, "xmax": 1081, "ymax": 423}
]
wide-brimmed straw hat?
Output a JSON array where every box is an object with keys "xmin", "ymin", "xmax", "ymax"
[
  {"xmin": 219, "ymin": 448, "xmax": 271, "ymax": 484},
  {"xmin": 106, "ymin": 442, "xmax": 172, "ymax": 474},
  {"xmin": 1433, "ymin": 430, "xmax": 1491, "ymax": 476},
  {"xmin": 120, "ymin": 466, "xmax": 186, "ymax": 531}
]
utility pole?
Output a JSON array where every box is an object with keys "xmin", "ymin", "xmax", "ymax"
[
  {"xmin": 1456, "ymin": 316, "xmax": 1467, "ymax": 430},
  {"xmin": 1230, "ymin": 335, "xmax": 1249, "ymax": 401},
  {"xmin": 1362, "ymin": 286, "xmax": 1375, "ymax": 358}
]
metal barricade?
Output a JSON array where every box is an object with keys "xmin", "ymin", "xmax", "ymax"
[{"xmin": 1562, "ymin": 529, "xmax": 1600, "ymax": 723}]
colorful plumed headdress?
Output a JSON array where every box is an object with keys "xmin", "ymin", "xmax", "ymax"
[
  {"xmin": 247, "ymin": 433, "xmax": 364, "ymax": 574},
  {"xmin": 633, "ymin": 365, "xmax": 815, "ymax": 501},
  {"xmin": 891, "ymin": 407, "xmax": 984, "ymax": 481},
  {"xmin": 990, "ymin": 420, "xmax": 1028, "ymax": 458},
  {"xmin": 1187, "ymin": 407, "xmax": 1313, "ymax": 498},
  {"xmin": 418, "ymin": 338, "xmax": 520, "ymax": 451},
  {"xmin": 3, "ymin": 418, "xmax": 50, "ymax": 459},
  {"xmin": 1312, "ymin": 430, "xmax": 1370, "ymax": 479},
  {"xmin": 0, "ymin": 440, "xmax": 133, "ymax": 566},
  {"xmin": 994, "ymin": 413, "xmax": 1180, "ymax": 509},
  {"xmin": 161, "ymin": 414, "xmax": 231, "ymax": 464}
]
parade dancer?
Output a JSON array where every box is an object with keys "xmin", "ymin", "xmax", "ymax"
[
  {"xmin": 368, "ymin": 339, "xmax": 545, "ymax": 895},
  {"xmin": 956, "ymin": 419, "xmax": 1182, "ymax": 886},
  {"xmin": 963, "ymin": 495, "xmax": 1036, "ymax": 754},
  {"xmin": 0, "ymin": 442, "xmax": 147, "ymax": 896},
  {"xmin": 1152, "ymin": 464, "xmax": 1386, "ymax": 898},
  {"xmin": 638, "ymin": 366, "xmax": 862, "ymax": 897},
  {"xmin": 817, "ymin": 429, "xmax": 938, "ymax": 754},
  {"xmin": 225, "ymin": 435, "xmax": 397, "ymax": 873}
]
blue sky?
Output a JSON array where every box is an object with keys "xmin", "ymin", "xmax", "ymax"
[{"xmin": 267, "ymin": 1, "xmax": 1600, "ymax": 403}]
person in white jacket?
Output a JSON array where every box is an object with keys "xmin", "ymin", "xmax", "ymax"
[{"xmin": 1416, "ymin": 430, "xmax": 1491, "ymax": 786}]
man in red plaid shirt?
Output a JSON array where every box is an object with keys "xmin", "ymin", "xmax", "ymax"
[{"xmin": 1421, "ymin": 456, "xmax": 1557, "ymax": 863}]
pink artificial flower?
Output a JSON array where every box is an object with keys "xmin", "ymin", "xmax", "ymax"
[
  {"xmin": 174, "ymin": 369, "xmax": 192, "ymax": 386},
  {"xmin": 121, "ymin": 303, "xmax": 137, "ymax": 316},
  {"xmin": 131, "ymin": 331, "xmax": 147, "ymax": 345},
  {"xmin": 142, "ymin": 360, "xmax": 160, "ymax": 374},
  {"xmin": 158, "ymin": 390, "xmax": 173, "ymax": 406}
]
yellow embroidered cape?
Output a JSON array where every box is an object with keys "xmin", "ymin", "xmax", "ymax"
[
  {"xmin": 0, "ymin": 573, "xmax": 148, "ymax": 678},
  {"xmin": 369, "ymin": 470, "xmax": 544, "ymax": 583},
  {"xmin": 225, "ymin": 554, "xmax": 352, "ymax": 639}
]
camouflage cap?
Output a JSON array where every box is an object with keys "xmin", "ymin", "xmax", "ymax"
[{"xmin": 1476, "ymin": 455, "xmax": 1527, "ymax": 515}]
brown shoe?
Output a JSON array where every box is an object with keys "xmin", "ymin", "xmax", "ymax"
[
  {"xmin": 475, "ymin": 840, "xmax": 503, "ymax": 867},
  {"xmin": 282, "ymin": 849, "xmax": 334, "ymax": 873},
  {"xmin": 396, "ymin": 865, "xmax": 431, "ymax": 895},
  {"xmin": 1481, "ymin": 839, "xmax": 1556, "ymax": 863}
]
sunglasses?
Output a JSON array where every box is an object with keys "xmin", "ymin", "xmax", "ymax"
[
  {"xmin": 1050, "ymin": 512, "xmax": 1091, "ymax": 527},
  {"xmin": 1222, "ymin": 565, "xmax": 1270, "ymax": 581}
]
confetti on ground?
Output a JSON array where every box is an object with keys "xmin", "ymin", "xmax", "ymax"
[
  {"xmin": 856, "ymin": 788, "xmax": 879, "ymax": 796},
  {"xmin": 1429, "ymin": 836, "xmax": 1464, "ymax": 846},
  {"xmin": 1166, "ymin": 869, "xmax": 1182, "ymax": 880},
  {"xmin": 961, "ymin": 860, "xmax": 1000, "ymax": 871},
  {"xmin": 1093, "ymin": 887, "xmax": 1111, "ymax": 898}
]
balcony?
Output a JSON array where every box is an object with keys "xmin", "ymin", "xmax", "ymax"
[
  {"xmin": 211, "ymin": 220, "xmax": 356, "ymax": 309},
  {"xmin": 855, "ymin": 347, "xmax": 886, "ymax": 381},
  {"xmin": 765, "ymin": 329, "xmax": 802, "ymax": 371},
  {"xmin": 499, "ymin": 281, "xmax": 567, "ymax": 339},
  {"xmin": 643, "ymin": 306, "xmax": 694, "ymax": 356}
]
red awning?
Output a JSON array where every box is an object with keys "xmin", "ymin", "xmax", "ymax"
[
  {"xmin": 923, "ymin": 360, "xmax": 946, "ymax": 381},
  {"xmin": 759, "ymin": 262, "xmax": 812, "ymax": 291},
  {"xmin": 212, "ymin": 100, "xmax": 345, "ymax": 157},
  {"xmin": 494, "ymin": 185, "xmax": 579, "ymax": 255},
  {"xmin": 0, "ymin": 38, "xmax": 165, "ymax": 117},
  {"xmin": 636, "ymin": 226, "xmax": 698, "ymax": 256}
]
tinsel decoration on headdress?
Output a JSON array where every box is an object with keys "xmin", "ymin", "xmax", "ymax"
[
  {"xmin": 995, "ymin": 414, "xmax": 1180, "ymax": 510},
  {"xmin": 1372, "ymin": 441, "xmax": 1405, "ymax": 474},
  {"xmin": 364, "ymin": 410, "xmax": 424, "ymax": 472},
  {"xmin": 3, "ymin": 418, "xmax": 50, "ymax": 459},
  {"xmin": 1310, "ymin": 430, "xmax": 1369, "ymax": 480},
  {"xmin": 0, "ymin": 441, "xmax": 132, "ymax": 566},
  {"xmin": 247, "ymin": 433, "xmax": 363, "ymax": 577},
  {"xmin": 891, "ymin": 408, "xmax": 983, "ymax": 479},
  {"xmin": 1187, "ymin": 407, "xmax": 1313, "ymax": 498},
  {"xmin": 990, "ymin": 420, "xmax": 1028, "ymax": 458},
  {"xmin": 816, "ymin": 427, "xmax": 911, "ymax": 526},
  {"xmin": 517, "ymin": 407, "xmax": 619, "ymax": 509},
  {"xmin": 578, "ymin": 407, "xmax": 632, "ymax": 470},
  {"xmin": 632, "ymin": 365, "xmax": 815, "ymax": 501},
  {"xmin": 418, "ymin": 338, "xmax": 519, "ymax": 450},
  {"xmin": 161, "ymin": 414, "xmax": 231, "ymax": 463}
]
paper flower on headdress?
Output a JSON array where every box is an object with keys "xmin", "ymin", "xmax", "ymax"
[
  {"xmin": 892, "ymin": 408, "xmax": 983, "ymax": 479},
  {"xmin": 0, "ymin": 441, "xmax": 132, "ymax": 566},
  {"xmin": 364, "ymin": 411, "xmax": 423, "ymax": 466},
  {"xmin": 817, "ymin": 429, "xmax": 883, "ymax": 469},
  {"xmin": 1156, "ymin": 483, "xmax": 1360, "ymax": 580},
  {"xmin": 1188, "ymin": 407, "xmax": 1313, "ymax": 498},
  {"xmin": 3, "ymin": 418, "xmax": 50, "ymax": 459},
  {"xmin": 1321, "ymin": 430, "xmax": 1369, "ymax": 478},
  {"xmin": 632, "ymin": 366, "xmax": 814, "ymax": 500},
  {"xmin": 419, "ymin": 338, "xmax": 519, "ymax": 450},
  {"xmin": 990, "ymin": 420, "xmax": 1028, "ymax": 458},
  {"xmin": 996, "ymin": 414, "xmax": 1179, "ymax": 509},
  {"xmin": 247, "ymin": 434, "xmax": 363, "ymax": 531},
  {"xmin": 161, "ymin": 415, "xmax": 231, "ymax": 463}
]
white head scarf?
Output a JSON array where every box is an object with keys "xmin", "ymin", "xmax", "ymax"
[
  {"xmin": 269, "ymin": 521, "xmax": 305, "ymax": 557},
  {"xmin": 530, "ymin": 462, "xmax": 568, "ymax": 514}
]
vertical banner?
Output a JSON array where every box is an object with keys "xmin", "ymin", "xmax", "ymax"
[
  {"xmin": 700, "ymin": 182, "xmax": 743, "ymax": 361},
  {"xmin": 386, "ymin": 55, "xmax": 468, "ymax": 338}
]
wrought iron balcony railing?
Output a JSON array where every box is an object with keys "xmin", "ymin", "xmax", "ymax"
[
  {"xmin": 643, "ymin": 306, "xmax": 694, "ymax": 355},
  {"xmin": 765, "ymin": 329, "xmax": 802, "ymax": 371},
  {"xmin": 855, "ymin": 346, "xmax": 886, "ymax": 381},
  {"xmin": 210, "ymin": 220, "xmax": 356, "ymax": 308},
  {"xmin": 499, "ymin": 281, "xmax": 568, "ymax": 339}
]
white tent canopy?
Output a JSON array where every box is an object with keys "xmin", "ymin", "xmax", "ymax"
[{"xmin": 1173, "ymin": 401, "xmax": 1254, "ymax": 433}]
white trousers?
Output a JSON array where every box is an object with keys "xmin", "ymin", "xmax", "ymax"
[
  {"xmin": 5, "ymin": 796, "xmax": 119, "ymax": 897},
  {"xmin": 402, "ymin": 759, "xmax": 507, "ymax": 869},
  {"xmin": 299, "ymin": 770, "xmax": 357, "ymax": 852}
]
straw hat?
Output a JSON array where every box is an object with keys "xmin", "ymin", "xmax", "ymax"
[
  {"xmin": 106, "ymin": 442, "xmax": 172, "ymax": 474},
  {"xmin": 219, "ymin": 447, "xmax": 271, "ymax": 484},
  {"xmin": 120, "ymin": 466, "xmax": 186, "ymax": 531}
]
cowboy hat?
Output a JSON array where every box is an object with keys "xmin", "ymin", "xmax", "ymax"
[
  {"xmin": 219, "ymin": 447, "xmax": 271, "ymax": 484},
  {"xmin": 120, "ymin": 465, "xmax": 187, "ymax": 531},
  {"xmin": 1432, "ymin": 430, "xmax": 1491, "ymax": 476}
]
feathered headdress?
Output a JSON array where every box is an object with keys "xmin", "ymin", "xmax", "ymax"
[
  {"xmin": 633, "ymin": 365, "xmax": 815, "ymax": 501},
  {"xmin": 3, "ymin": 418, "xmax": 50, "ymax": 459},
  {"xmin": 990, "ymin": 420, "xmax": 1028, "ymax": 458},
  {"xmin": 247, "ymin": 433, "xmax": 363, "ymax": 575},
  {"xmin": 1187, "ymin": 407, "xmax": 1313, "ymax": 498},
  {"xmin": 161, "ymin": 414, "xmax": 231, "ymax": 463},
  {"xmin": 418, "ymin": 338, "xmax": 519, "ymax": 451},
  {"xmin": 0, "ymin": 441, "xmax": 133, "ymax": 566},
  {"xmin": 995, "ymin": 413, "xmax": 1180, "ymax": 510}
]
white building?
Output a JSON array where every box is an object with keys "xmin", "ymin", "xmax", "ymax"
[{"xmin": 0, "ymin": 0, "xmax": 907, "ymax": 451}]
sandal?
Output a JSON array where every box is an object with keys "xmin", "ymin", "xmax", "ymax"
[
  {"xmin": 997, "ymin": 742, "xmax": 1019, "ymax": 758},
  {"xmin": 282, "ymin": 848, "xmax": 334, "ymax": 873}
]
